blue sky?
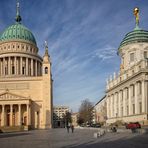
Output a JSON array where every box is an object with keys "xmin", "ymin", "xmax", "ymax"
[{"xmin": 0, "ymin": 0, "xmax": 148, "ymax": 112}]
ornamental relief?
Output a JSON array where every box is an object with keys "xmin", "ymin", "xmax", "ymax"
[{"xmin": 0, "ymin": 92, "xmax": 27, "ymax": 100}]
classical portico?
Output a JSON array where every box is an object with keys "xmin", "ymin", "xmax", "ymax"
[{"xmin": 0, "ymin": 91, "xmax": 31, "ymax": 127}]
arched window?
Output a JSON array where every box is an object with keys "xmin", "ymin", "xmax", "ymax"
[{"xmin": 45, "ymin": 67, "xmax": 48, "ymax": 74}]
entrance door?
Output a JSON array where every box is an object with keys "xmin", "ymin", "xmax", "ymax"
[
  {"xmin": 24, "ymin": 116, "xmax": 27, "ymax": 126},
  {"xmin": 7, "ymin": 114, "xmax": 10, "ymax": 126}
]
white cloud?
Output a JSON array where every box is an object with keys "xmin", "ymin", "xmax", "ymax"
[{"xmin": 92, "ymin": 45, "xmax": 117, "ymax": 61}]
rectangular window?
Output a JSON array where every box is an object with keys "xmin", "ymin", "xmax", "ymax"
[
  {"xmin": 144, "ymin": 51, "xmax": 147, "ymax": 58},
  {"xmin": 127, "ymin": 106, "xmax": 129, "ymax": 115},
  {"xmin": 121, "ymin": 107, "xmax": 123, "ymax": 116},
  {"xmin": 139, "ymin": 82, "xmax": 142, "ymax": 95},
  {"xmin": 139, "ymin": 102, "xmax": 142, "ymax": 113},
  {"xmin": 133, "ymin": 104, "xmax": 135, "ymax": 114},
  {"xmin": 132, "ymin": 85, "xmax": 135, "ymax": 97},
  {"xmin": 130, "ymin": 53, "xmax": 134, "ymax": 62}
]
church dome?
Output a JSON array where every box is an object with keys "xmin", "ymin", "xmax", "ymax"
[
  {"xmin": 119, "ymin": 27, "xmax": 148, "ymax": 49},
  {"xmin": 0, "ymin": 22, "xmax": 36, "ymax": 45}
]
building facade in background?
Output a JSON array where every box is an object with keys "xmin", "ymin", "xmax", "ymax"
[
  {"xmin": 0, "ymin": 2, "xmax": 53, "ymax": 130},
  {"xmin": 71, "ymin": 112, "xmax": 78, "ymax": 127},
  {"xmin": 94, "ymin": 96, "xmax": 107, "ymax": 124},
  {"xmin": 53, "ymin": 106, "xmax": 69, "ymax": 128},
  {"xmin": 106, "ymin": 8, "xmax": 148, "ymax": 125}
]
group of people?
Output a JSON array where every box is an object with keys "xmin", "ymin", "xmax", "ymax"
[{"xmin": 66, "ymin": 124, "xmax": 74, "ymax": 133}]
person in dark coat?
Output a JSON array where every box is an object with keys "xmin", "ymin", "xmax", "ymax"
[
  {"xmin": 71, "ymin": 125, "xmax": 74, "ymax": 133},
  {"xmin": 66, "ymin": 125, "xmax": 70, "ymax": 133}
]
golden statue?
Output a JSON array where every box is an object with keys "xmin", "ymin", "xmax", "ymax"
[{"xmin": 133, "ymin": 7, "xmax": 139, "ymax": 26}]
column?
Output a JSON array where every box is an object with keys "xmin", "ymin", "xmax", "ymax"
[
  {"xmin": 0, "ymin": 59, "xmax": 2, "ymax": 76},
  {"xmin": 123, "ymin": 89, "xmax": 126, "ymax": 116},
  {"xmin": 118, "ymin": 91, "xmax": 121, "ymax": 117},
  {"xmin": 110, "ymin": 95, "xmax": 112, "ymax": 118},
  {"xmin": 8, "ymin": 57, "xmax": 11, "ymax": 75},
  {"xmin": 27, "ymin": 104, "xmax": 31, "ymax": 125},
  {"xmin": 18, "ymin": 104, "xmax": 21, "ymax": 126},
  {"xmin": 20, "ymin": 57, "xmax": 22, "ymax": 75},
  {"xmin": 10, "ymin": 105, "xmax": 13, "ymax": 126},
  {"xmin": 135, "ymin": 83, "xmax": 138, "ymax": 114},
  {"xmin": 1, "ymin": 105, "xmax": 5, "ymax": 126},
  {"xmin": 26, "ymin": 57, "xmax": 28, "ymax": 76},
  {"xmin": 114, "ymin": 93, "xmax": 117, "ymax": 118},
  {"xmin": 142, "ymin": 80, "xmax": 145, "ymax": 113},
  {"xmin": 107, "ymin": 96, "xmax": 110, "ymax": 119},
  {"xmin": 14, "ymin": 56, "xmax": 17, "ymax": 75},
  {"xmin": 35, "ymin": 60, "xmax": 37, "ymax": 76},
  {"xmin": 31, "ymin": 59, "xmax": 33, "ymax": 76},
  {"xmin": 128, "ymin": 85, "xmax": 132, "ymax": 115},
  {"xmin": 3, "ymin": 57, "xmax": 5, "ymax": 75},
  {"xmin": 0, "ymin": 59, "xmax": 1, "ymax": 76}
]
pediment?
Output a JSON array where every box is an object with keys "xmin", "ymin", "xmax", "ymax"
[{"xmin": 0, "ymin": 91, "xmax": 28, "ymax": 100}]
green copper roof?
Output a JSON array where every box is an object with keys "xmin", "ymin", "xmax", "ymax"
[
  {"xmin": 0, "ymin": 23, "xmax": 36, "ymax": 45},
  {"xmin": 119, "ymin": 26, "xmax": 148, "ymax": 49}
]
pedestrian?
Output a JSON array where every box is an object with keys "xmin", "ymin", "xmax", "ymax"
[
  {"xmin": 71, "ymin": 125, "xmax": 74, "ymax": 133},
  {"xmin": 66, "ymin": 125, "xmax": 70, "ymax": 133}
]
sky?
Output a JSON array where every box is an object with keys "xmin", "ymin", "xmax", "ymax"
[{"xmin": 0, "ymin": 0, "xmax": 148, "ymax": 112}]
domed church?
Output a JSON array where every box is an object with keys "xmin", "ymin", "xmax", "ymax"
[
  {"xmin": 0, "ymin": 1, "xmax": 53, "ymax": 130},
  {"xmin": 106, "ymin": 8, "xmax": 148, "ymax": 125}
]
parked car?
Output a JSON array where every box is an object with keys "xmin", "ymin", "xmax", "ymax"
[
  {"xmin": 125, "ymin": 122, "xmax": 141, "ymax": 129},
  {"xmin": 90, "ymin": 123, "xmax": 101, "ymax": 128}
]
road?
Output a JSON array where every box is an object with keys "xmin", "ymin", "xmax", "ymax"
[{"xmin": 0, "ymin": 128, "xmax": 148, "ymax": 148}]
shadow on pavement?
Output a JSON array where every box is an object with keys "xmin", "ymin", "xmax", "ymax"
[
  {"xmin": 63, "ymin": 133, "xmax": 148, "ymax": 148},
  {"xmin": 0, "ymin": 132, "xmax": 30, "ymax": 138}
]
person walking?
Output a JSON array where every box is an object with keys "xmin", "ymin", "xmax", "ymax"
[
  {"xmin": 66, "ymin": 125, "xmax": 70, "ymax": 133},
  {"xmin": 71, "ymin": 125, "xmax": 74, "ymax": 133}
]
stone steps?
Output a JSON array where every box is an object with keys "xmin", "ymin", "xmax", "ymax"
[{"xmin": 0, "ymin": 126, "xmax": 24, "ymax": 133}]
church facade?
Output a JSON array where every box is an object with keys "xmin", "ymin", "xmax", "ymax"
[
  {"xmin": 0, "ymin": 2, "xmax": 53, "ymax": 130},
  {"xmin": 106, "ymin": 8, "xmax": 148, "ymax": 125}
]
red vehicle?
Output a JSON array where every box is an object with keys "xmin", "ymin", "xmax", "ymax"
[{"xmin": 126, "ymin": 122, "xmax": 141, "ymax": 129}]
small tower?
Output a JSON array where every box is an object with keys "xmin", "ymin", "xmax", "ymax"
[{"xmin": 42, "ymin": 41, "xmax": 53, "ymax": 128}]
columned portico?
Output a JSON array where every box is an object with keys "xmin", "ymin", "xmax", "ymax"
[
  {"xmin": 0, "ymin": 103, "xmax": 31, "ymax": 127},
  {"xmin": 0, "ymin": 91, "xmax": 32, "ymax": 128}
]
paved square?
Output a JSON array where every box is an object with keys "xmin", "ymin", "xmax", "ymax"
[{"xmin": 0, "ymin": 128, "xmax": 148, "ymax": 148}]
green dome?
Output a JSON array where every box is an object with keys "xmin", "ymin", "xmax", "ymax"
[
  {"xmin": 119, "ymin": 26, "xmax": 148, "ymax": 49},
  {"xmin": 0, "ymin": 23, "xmax": 36, "ymax": 45}
]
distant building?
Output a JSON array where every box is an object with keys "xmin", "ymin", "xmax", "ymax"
[
  {"xmin": 106, "ymin": 8, "xmax": 148, "ymax": 125},
  {"xmin": 94, "ymin": 96, "xmax": 107, "ymax": 124},
  {"xmin": 53, "ymin": 106, "xmax": 69, "ymax": 128},
  {"xmin": 71, "ymin": 112, "xmax": 78, "ymax": 127}
]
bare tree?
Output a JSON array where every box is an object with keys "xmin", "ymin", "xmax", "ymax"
[
  {"xmin": 78, "ymin": 99, "xmax": 93, "ymax": 125},
  {"xmin": 63, "ymin": 111, "xmax": 72, "ymax": 126}
]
